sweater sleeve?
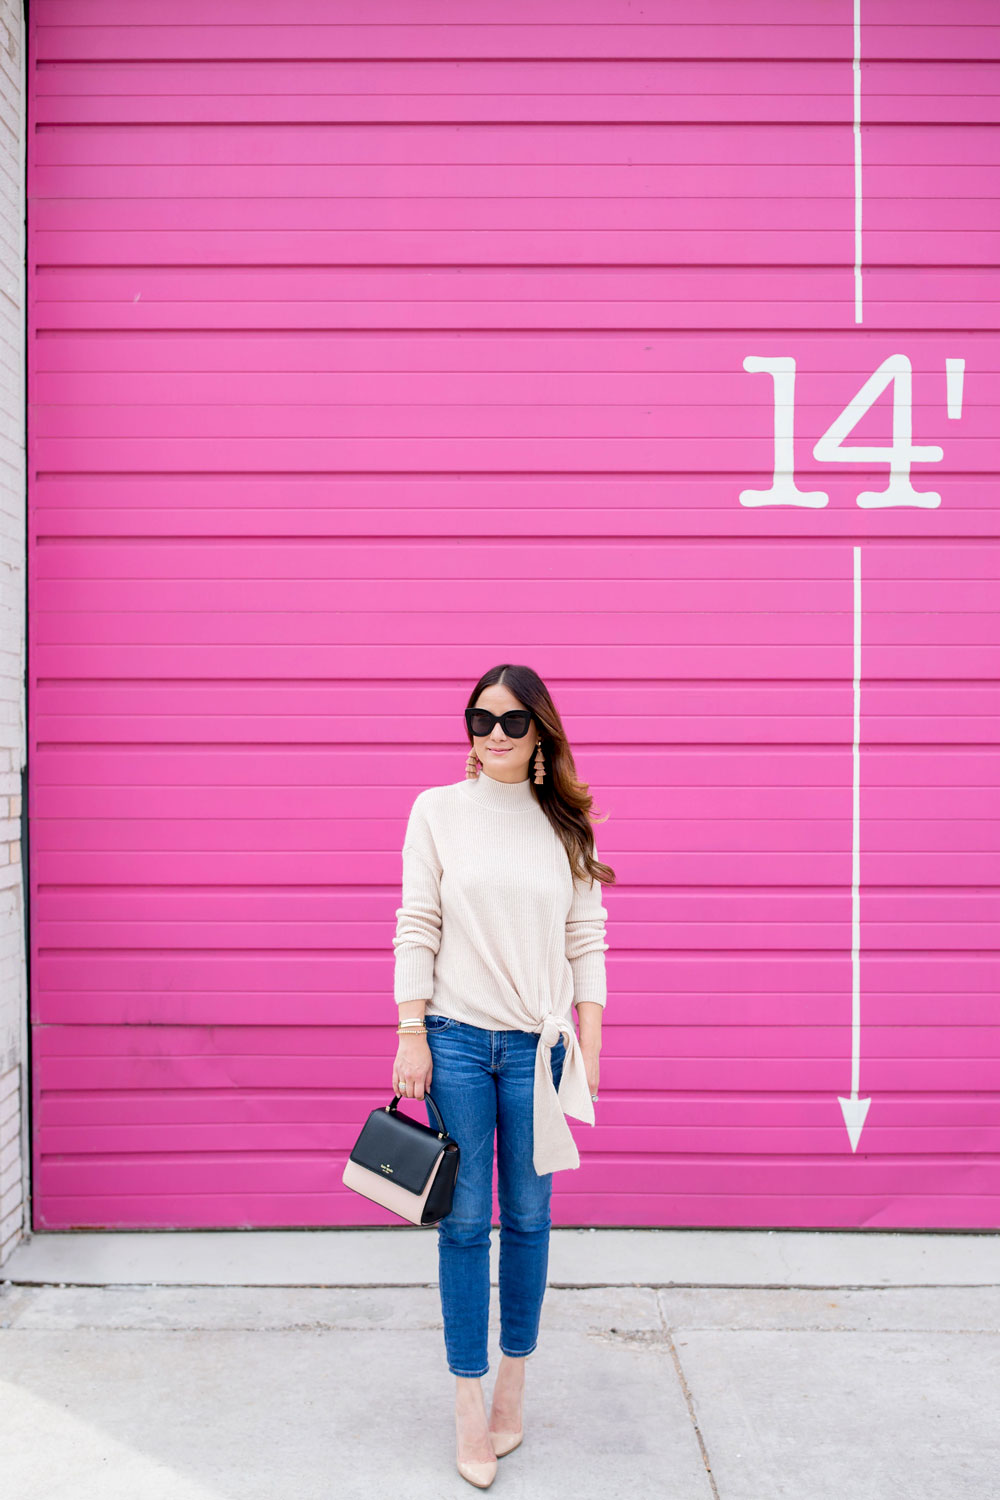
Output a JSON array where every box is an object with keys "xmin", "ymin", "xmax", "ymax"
[
  {"xmin": 392, "ymin": 792, "xmax": 443, "ymax": 1005},
  {"xmin": 566, "ymin": 836, "xmax": 609, "ymax": 1010}
]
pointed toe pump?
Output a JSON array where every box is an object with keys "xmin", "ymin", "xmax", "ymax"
[
  {"xmin": 457, "ymin": 1454, "xmax": 499, "ymax": 1488},
  {"xmin": 489, "ymin": 1384, "xmax": 525, "ymax": 1457},
  {"xmin": 455, "ymin": 1407, "xmax": 498, "ymax": 1489},
  {"xmin": 489, "ymin": 1427, "xmax": 523, "ymax": 1457}
]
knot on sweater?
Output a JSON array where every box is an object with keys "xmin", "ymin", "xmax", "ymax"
[{"xmin": 538, "ymin": 1012, "xmax": 564, "ymax": 1048}]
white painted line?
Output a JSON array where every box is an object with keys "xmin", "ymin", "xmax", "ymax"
[
  {"xmin": 852, "ymin": 542, "xmax": 861, "ymax": 1095},
  {"xmin": 838, "ymin": 546, "xmax": 871, "ymax": 1149}
]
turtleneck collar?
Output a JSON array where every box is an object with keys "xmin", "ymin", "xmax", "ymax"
[{"xmin": 462, "ymin": 769, "xmax": 538, "ymax": 812}]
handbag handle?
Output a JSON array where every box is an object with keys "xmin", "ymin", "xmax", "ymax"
[{"xmin": 388, "ymin": 1088, "xmax": 447, "ymax": 1136}]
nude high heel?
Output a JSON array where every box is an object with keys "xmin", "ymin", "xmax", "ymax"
[
  {"xmin": 456, "ymin": 1407, "xmax": 498, "ymax": 1489},
  {"xmin": 489, "ymin": 1384, "xmax": 524, "ymax": 1457},
  {"xmin": 457, "ymin": 1455, "xmax": 498, "ymax": 1489}
]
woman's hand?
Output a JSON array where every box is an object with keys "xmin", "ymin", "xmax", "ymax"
[
  {"xmin": 580, "ymin": 1039, "xmax": 601, "ymax": 1101},
  {"xmin": 575, "ymin": 1001, "xmax": 602, "ymax": 1101},
  {"xmin": 393, "ymin": 1034, "xmax": 433, "ymax": 1100}
]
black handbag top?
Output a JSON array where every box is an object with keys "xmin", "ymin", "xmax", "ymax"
[{"xmin": 349, "ymin": 1103, "xmax": 453, "ymax": 1196}]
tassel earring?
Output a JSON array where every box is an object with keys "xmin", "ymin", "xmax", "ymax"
[
  {"xmin": 465, "ymin": 746, "xmax": 481, "ymax": 780},
  {"xmin": 533, "ymin": 739, "xmax": 546, "ymax": 785}
]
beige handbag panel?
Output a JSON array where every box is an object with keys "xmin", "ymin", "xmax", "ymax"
[{"xmin": 342, "ymin": 1151, "xmax": 447, "ymax": 1226}]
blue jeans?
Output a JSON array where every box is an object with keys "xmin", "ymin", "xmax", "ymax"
[{"xmin": 422, "ymin": 1015, "xmax": 566, "ymax": 1378}]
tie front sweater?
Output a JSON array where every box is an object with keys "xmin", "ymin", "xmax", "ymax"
[{"xmin": 392, "ymin": 769, "xmax": 609, "ymax": 1174}]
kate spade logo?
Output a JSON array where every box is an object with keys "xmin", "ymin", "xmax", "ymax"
[{"xmin": 380, "ymin": 1162, "xmax": 393, "ymax": 1173}]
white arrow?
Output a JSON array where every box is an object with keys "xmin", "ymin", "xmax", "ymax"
[{"xmin": 838, "ymin": 545, "xmax": 872, "ymax": 1149}]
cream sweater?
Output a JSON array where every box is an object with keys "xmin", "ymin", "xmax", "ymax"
[{"xmin": 392, "ymin": 769, "xmax": 609, "ymax": 1174}]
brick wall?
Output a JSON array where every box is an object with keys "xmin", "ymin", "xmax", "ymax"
[{"xmin": 0, "ymin": 0, "xmax": 27, "ymax": 1269}]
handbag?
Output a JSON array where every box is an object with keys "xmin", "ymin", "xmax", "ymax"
[{"xmin": 341, "ymin": 1089, "xmax": 460, "ymax": 1226}]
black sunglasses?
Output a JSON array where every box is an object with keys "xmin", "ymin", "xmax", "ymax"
[{"xmin": 465, "ymin": 708, "xmax": 535, "ymax": 739}]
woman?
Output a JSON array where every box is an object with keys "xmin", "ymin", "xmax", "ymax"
[{"xmin": 391, "ymin": 663, "xmax": 614, "ymax": 1488}]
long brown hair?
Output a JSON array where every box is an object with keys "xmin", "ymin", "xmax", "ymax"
[{"xmin": 465, "ymin": 664, "xmax": 616, "ymax": 888}]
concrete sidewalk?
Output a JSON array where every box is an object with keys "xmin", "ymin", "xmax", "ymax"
[{"xmin": 2, "ymin": 1228, "xmax": 998, "ymax": 1500}]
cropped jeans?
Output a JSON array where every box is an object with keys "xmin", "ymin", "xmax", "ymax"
[{"xmin": 422, "ymin": 1014, "xmax": 566, "ymax": 1378}]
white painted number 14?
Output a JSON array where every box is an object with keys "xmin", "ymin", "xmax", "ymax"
[{"xmin": 740, "ymin": 352, "xmax": 966, "ymax": 510}]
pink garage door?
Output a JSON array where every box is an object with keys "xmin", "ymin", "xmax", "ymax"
[{"xmin": 28, "ymin": 1, "xmax": 999, "ymax": 1231}]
